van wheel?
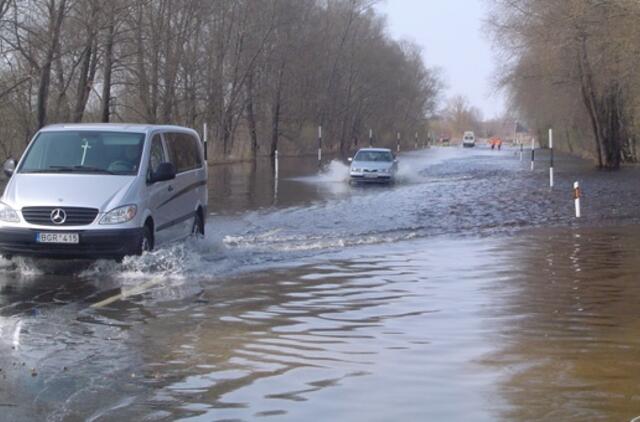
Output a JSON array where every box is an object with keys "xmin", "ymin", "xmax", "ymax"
[
  {"xmin": 138, "ymin": 225, "xmax": 154, "ymax": 255},
  {"xmin": 192, "ymin": 212, "xmax": 204, "ymax": 238}
]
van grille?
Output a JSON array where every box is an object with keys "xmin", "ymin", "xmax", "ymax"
[{"xmin": 21, "ymin": 207, "xmax": 99, "ymax": 226}]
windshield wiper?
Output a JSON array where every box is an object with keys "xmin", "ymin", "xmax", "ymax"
[
  {"xmin": 72, "ymin": 165, "xmax": 116, "ymax": 175},
  {"xmin": 27, "ymin": 166, "xmax": 116, "ymax": 174}
]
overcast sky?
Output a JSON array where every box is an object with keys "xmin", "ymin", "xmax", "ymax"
[{"xmin": 376, "ymin": 0, "xmax": 505, "ymax": 119}]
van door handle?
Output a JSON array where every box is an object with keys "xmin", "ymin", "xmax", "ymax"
[{"xmin": 168, "ymin": 185, "xmax": 174, "ymax": 192}]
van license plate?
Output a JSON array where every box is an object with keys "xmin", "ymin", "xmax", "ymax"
[{"xmin": 36, "ymin": 232, "xmax": 79, "ymax": 244}]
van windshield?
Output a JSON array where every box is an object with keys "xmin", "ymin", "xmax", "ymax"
[
  {"xmin": 354, "ymin": 150, "xmax": 393, "ymax": 162},
  {"xmin": 19, "ymin": 131, "xmax": 145, "ymax": 175}
]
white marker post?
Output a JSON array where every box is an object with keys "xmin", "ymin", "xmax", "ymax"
[
  {"xmin": 274, "ymin": 149, "xmax": 279, "ymax": 179},
  {"xmin": 519, "ymin": 143, "xmax": 523, "ymax": 161},
  {"xmin": 369, "ymin": 128, "xmax": 373, "ymax": 147},
  {"xmin": 203, "ymin": 122, "xmax": 208, "ymax": 161},
  {"xmin": 274, "ymin": 150, "xmax": 279, "ymax": 202},
  {"xmin": 530, "ymin": 137, "xmax": 535, "ymax": 171},
  {"xmin": 549, "ymin": 128, "xmax": 554, "ymax": 188},
  {"xmin": 574, "ymin": 181, "xmax": 581, "ymax": 218},
  {"xmin": 317, "ymin": 126, "xmax": 322, "ymax": 166},
  {"xmin": 415, "ymin": 132, "xmax": 418, "ymax": 149},
  {"xmin": 397, "ymin": 132, "xmax": 400, "ymax": 153}
]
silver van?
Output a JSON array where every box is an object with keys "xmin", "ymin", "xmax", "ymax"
[
  {"xmin": 0, "ymin": 124, "xmax": 207, "ymax": 260},
  {"xmin": 462, "ymin": 131, "xmax": 476, "ymax": 148}
]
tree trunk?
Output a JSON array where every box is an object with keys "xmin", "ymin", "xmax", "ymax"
[
  {"xmin": 37, "ymin": 0, "xmax": 67, "ymax": 129},
  {"xmin": 577, "ymin": 40, "xmax": 604, "ymax": 168},
  {"xmin": 101, "ymin": 13, "xmax": 115, "ymax": 123},
  {"xmin": 270, "ymin": 62, "xmax": 285, "ymax": 158},
  {"xmin": 245, "ymin": 70, "xmax": 259, "ymax": 158}
]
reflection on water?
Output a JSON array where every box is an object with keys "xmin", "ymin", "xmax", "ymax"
[
  {"xmin": 484, "ymin": 225, "xmax": 640, "ymax": 421},
  {"xmin": 87, "ymin": 237, "xmax": 506, "ymax": 421},
  {"xmin": 207, "ymin": 156, "xmax": 342, "ymax": 214}
]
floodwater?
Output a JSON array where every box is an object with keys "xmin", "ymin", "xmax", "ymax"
[{"xmin": 2, "ymin": 146, "xmax": 640, "ymax": 421}]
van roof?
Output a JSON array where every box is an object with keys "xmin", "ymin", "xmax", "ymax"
[{"xmin": 40, "ymin": 123, "xmax": 198, "ymax": 135}]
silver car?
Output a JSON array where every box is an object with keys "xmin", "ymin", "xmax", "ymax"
[
  {"xmin": 349, "ymin": 148, "xmax": 398, "ymax": 183},
  {"xmin": 0, "ymin": 123, "xmax": 208, "ymax": 260}
]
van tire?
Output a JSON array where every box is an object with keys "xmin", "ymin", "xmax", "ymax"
[
  {"xmin": 192, "ymin": 212, "xmax": 204, "ymax": 237},
  {"xmin": 138, "ymin": 224, "xmax": 154, "ymax": 255}
]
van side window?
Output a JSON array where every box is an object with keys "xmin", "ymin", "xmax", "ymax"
[
  {"xmin": 165, "ymin": 132, "xmax": 203, "ymax": 173},
  {"xmin": 148, "ymin": 135, "xmax": 165, "ymax": 179}
]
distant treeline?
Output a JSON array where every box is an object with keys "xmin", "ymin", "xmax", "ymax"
[
  {"xmin": 490, "ymin": 0, "xmax": 640, "ymax": 169},
  {"xmin": 0, "ymin": 0, "xmax": 441, "ymax": 161}
]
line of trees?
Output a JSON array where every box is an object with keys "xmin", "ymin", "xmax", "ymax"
[
  {"xmin": 431, "ymin": 95, "xmax": 484, "ymax": 140},
  {"xmin": 489, "ymin": 0, "xmax": 640, "ymax": 169},
  {"xmin": 0, "ymin": 0, "xmax": 441, "ymax": 162}
]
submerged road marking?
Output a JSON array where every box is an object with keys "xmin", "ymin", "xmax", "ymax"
[{"xmin": 90, "ymin": 276, "xmax": 164, "ymax": 309}]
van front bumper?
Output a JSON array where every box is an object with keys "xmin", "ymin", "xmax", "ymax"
[{"xmin": 0, "ymin": 227, "xmax": 143, "ymax": 259}]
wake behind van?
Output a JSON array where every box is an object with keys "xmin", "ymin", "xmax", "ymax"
[{"xmin": 0, "ymin": 124, "xmax": 207, "ymax": 260}]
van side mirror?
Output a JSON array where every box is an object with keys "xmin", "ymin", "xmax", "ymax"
[
  {"xmin": 149, "ymin": 162, "xmax": 176, "ymax": 183},
  {"xmin": 3, "ymin": 158, "xmax": 16, "ymax": 178}
]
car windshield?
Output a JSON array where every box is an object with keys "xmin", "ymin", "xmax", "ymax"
[
  {"xmin": 354, "ymin": 150, "xmax": 393, "ymax": 162},
  {"xmin": 19, "ymin": 131, "xmax": 145, "ymax": 175}
]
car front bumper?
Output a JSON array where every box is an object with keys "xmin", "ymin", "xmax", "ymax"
[
  {"xmin": 350, "ymin": 174, "xmax": 394, "ymax": 183},
  {"xmin": 0, "ymin": 227, "xmax": 144, "ymax": 259}
]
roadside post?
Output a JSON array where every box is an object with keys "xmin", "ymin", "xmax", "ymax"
[
  {"xmin": 530, "ymin": 137, "xmax": 535, "ymax": 171},
  {"xmin": 519, "ymin": 143, "xmax": 523, "ymax": 161},
  {"xmin": 369, "ymin": 128, "xmax": 373, "ymax": 147},
  {"xmin": 203, "ymin": 122, "xmax": 208, "ymax": 161},
  {"xmin": 574, "ymin": 181, "xmax": 581, "ymax": 218},
  {"xmin": 397, "ymin": 132, "xmax": 400, "ymax": 153},
  {"xmin": 549, "ymin": 128, "xmax": 554, "ymax": 188},
  {"xmin": 274, "ymin": 150, "xmax": 279, "ymax": 202},
  {"xmin": 318, "ymin": 125, "xmax": 322, "ymax": 166},
  {"xmin": 415, "ymin": 132, "xmax": 418, "ymax": 149}
]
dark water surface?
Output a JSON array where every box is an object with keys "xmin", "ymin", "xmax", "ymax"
[{"xmin": 2, "ymin": 147, "xmax": 640, "ymax": 421}]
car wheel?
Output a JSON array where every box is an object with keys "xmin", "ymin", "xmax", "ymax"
[
  {"xmin": 192, "ymin": 212, "xmax": 205, "ymax": 238},
  {"xmin": 138, "ymin": 224, "xmax": 154, "ymax": 255}
]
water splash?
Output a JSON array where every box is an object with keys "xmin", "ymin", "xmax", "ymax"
[{"xmin": 290, "ymin": 159, "xmax": 349, "ymax": 184}]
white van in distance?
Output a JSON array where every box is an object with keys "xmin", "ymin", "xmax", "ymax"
[
  {"xmin": 0, "ymin": 124, "xmax": 207, "ymax": 260},
  {"xmin": 462, "ymin": 131, "xmax": 476, "ymax": 148}
]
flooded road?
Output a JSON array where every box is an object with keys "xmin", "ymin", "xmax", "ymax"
[{"xmin": 2, "ymin": 146, "xmax": 640, "ymax": 421}]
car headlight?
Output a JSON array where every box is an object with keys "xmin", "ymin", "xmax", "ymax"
[
  {"xmin": 100, "ymin": 205, "xmax": 137, "ymax": 225},
  {"xmin": 351, "ymin": 168, "xmax": 362, "ymax": 173},
  {"xmin": 0, "ymin": 202, "xmax": 19, "ymax": 223}
]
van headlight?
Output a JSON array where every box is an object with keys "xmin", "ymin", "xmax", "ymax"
[
  {"xmin": 0, "ymin": 202, "xmax": 19, "ymax": 223},
  {"xmin": 100, "ymin": 205, "xmax": 137, "ymax": 225}
]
